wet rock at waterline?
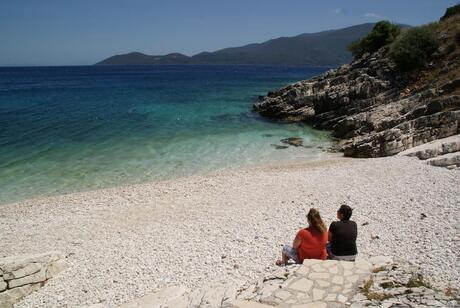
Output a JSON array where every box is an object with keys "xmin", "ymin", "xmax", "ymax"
[{"xmin": 280, "ymin": 137, "xmax": 304, "ymax": 147}]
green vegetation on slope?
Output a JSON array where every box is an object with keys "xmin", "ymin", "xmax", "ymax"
[
  {"xmin": 348, "ymin": 21, "xmax": 401, "ymax": 58},
  {"xmin": 389, "ymin": 26, "xmax": 439, "ymax": 71},
  {"xmin": 441, "ymin": 3, "xmax": 460, "ymax": 20},
  {"xmin": 349, "ymin": 3, "xmax": 460, "ymax": 72}
]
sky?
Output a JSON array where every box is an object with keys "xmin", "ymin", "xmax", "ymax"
[{"xmin": 0, "ymin": 0, "xmax": 458, "ymax": 66}]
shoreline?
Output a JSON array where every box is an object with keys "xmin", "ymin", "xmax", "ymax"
[
  {"xmin": 0, "ymin": 147, "xmax": 336, "ymax": 207},
  {"xmin": 1, "ymin": 154, "xmax": 459, "ymax": 307}
]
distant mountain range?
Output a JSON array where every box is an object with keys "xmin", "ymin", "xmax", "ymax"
[{"xmin": 96, "ymin": 23, "xmax": 378, "ymax": 66}]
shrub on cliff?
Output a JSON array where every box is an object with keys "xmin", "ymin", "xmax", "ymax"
[
  {"xmin": 389, "ymin": 26, "xmax": 439, "ymax": 71},
  {"xmin": 441, "ymin": 3, "xmax": 460, "ymax": 20},
  {"xmin": 348, "ymin": 21, "xmax": 401, "ymax": 58}
]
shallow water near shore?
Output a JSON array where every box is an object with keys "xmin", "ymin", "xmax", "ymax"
[{"xmin": 0, "ymin": 65, "xmax": 330, "ymax": 204}]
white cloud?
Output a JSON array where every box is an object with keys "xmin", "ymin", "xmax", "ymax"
[
  {"xmin": 365, "ymin": 12, "xmax": 384, "ymax": 19},
  {"xmin": 333, "ymin": 8, "xmax": 343, "ymax": 14}
]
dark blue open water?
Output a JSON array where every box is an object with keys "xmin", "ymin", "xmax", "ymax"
[{"xmin": 0, "ymin": 65, "xmax": 330, "ymax": 204}]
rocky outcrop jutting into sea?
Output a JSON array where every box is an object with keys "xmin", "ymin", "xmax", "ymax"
[{"xmin": 254, "ymin": 45, "xmax": 460, "ymax": 158}]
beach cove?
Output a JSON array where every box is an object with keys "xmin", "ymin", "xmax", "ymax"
[
  {"xmin": 2, "ymin": 2, "xmax": 460, "ymax": 307},
  {"xmin": 1, "ymin": 154, "xmax": 458, "ymax": 307}
]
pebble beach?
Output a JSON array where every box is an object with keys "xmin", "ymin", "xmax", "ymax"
[{"xmin": 1, "ymin": 154, "xmax": 459, "ymax": 307}]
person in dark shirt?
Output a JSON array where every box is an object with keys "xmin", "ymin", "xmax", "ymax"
[{"xmin": 328, "ymin": 204, "xmax": 357, "ymax": 261}]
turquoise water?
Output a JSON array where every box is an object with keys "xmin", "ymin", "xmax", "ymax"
[{"xmin": 0, "ymin": 65, "xmax": 330, "ymax": 204}]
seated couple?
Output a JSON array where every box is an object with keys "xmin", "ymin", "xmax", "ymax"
[{"xmin": 276, "ymin": 205, "xmax": 357, "ymax": 265}]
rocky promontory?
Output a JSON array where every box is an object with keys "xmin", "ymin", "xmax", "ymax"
[{"xmin": 254, "ymin": 16, "xmax": 460, "ymax": 158}]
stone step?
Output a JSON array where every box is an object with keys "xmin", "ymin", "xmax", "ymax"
[
  {"xmin": 233, "ymin": 258, "xmax": 372, "ymax": 308},
  {"xmin": 399, "ymin": 134, "xmax": 460, "ymax": 160},
  {"xmin": 0, "ymin": 251, "xmax": 67, "ymax": 308},
  {"xmin": 230, "ymin": 300, "xmax": 276, "ymax": 308},
  {"xmin": 94, "ymin": 256, "xmax": 458, "ymax": 308},
  {"xmin": 115, "ymin": 280, "xmax": 242, "ymax": 308},
  {"xmin": 117, "ymin": 285, "xmax": 188, "ymax": 308},
  {"xmin": 113, "ymin": 259, "xmax": 372, "ymax": 308},
  {"xmin": 426, "ymin": 151, "xmax": 460, "ymax": 168}
]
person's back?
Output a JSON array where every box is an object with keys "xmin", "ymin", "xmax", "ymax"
[
  {"xmin": 276, "ymin": 208, "xmax": 328, "ymax": 265},
  {"xmin": 329, "ymin": 220, "xmax": 357, "ymax": 256},
  {"xmin": 328, "ymin": 205, "xmax": 358, "ymax": 261},
  {"xmin": 297, "ymin": 227, "xmax": 328, "ymax": 261}
]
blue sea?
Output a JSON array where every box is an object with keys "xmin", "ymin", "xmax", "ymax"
[{"xmin": 0, "ymin": 65, "xmax": 330, "ymax": 204}]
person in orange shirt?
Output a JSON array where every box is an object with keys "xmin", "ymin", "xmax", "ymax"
[{"xmin": 276, "ymin": 208, "xmax": 328, "ymax": 265}]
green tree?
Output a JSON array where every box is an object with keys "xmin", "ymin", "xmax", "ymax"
[
  {"xmin": 348, "ymin": 21, "xmax": 401, "ymax": 58},
  {"xmin": 389, "ymin": 27, "xmax": 439, "ymax": 71},
  {"xmin": 441, "ymin": 3, "xmax": 460, "ymax": 20}
]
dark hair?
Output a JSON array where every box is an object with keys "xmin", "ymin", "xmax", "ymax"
[
  {"xmin": 338, "ymin": 204, "xmax": 353, "ymax": 221},
  {"xmin": 307, "ymin": 208, "xmax": 327, "ymax": 233}
]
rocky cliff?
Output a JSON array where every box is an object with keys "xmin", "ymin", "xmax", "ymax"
[{"xmin": 254, "ymin": 18, "xmax": 460, "ymax": 158}]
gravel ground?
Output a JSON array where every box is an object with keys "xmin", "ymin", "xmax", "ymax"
[{"xmin": 1, "ymin": 155, "xmax": 459, "ymax": 307}]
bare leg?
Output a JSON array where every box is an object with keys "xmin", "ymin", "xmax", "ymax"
[{"xmin": 276, "ymin": 252, "xmax": 289, "ymax": 266}]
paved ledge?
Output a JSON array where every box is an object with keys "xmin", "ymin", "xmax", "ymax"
[
  {"xmin": 102, "ymin": 256, "xmax": 458, "ymax": 308},
  {"xmin": 233, "ymin": 258, "xmax": 372, "ymax": 308},
  {"xmin": 108, "ymin": 258, "xmax": 372, "ymax": 308}
]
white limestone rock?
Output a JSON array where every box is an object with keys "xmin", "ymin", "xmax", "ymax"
[
  {"xmin": 312, "ymin": 288, "xmax": 325, "ymax": 301},
  {"xmin": 8, "ymin": 268, "xmax": 46, "ymax": 289},
  {"xmin": 0, "ymin": 251, "xmax": 62, "ymax": 274},
  {"xmin": 0, "ymin": 280, "xmax": 7, "ymax": 292},
  {"xmin": 0, "ymin": 251, "xmax": 67, "ymax": 308},
  {"xmin": 289, "ymin": 278, "xmax": 313, "ymax": 292},
  {"xmin": 2, "ymin": 263, "xmax": 42, "ymax": 281},
  {"xmin": 45, "ymin": 259, "xmax": 68, "ymax": 280},
  {"xmin": 274, "ymin": 290, "xmax": 292, "ymax": 301},
  {"xmin": 0, "ymin": 283, "xmax": 42, "ymax": 308},
  {"xmin": 369, "ymin": 256, "xmax": 393, "ymax": 268},
  {"xmin": 118, "ymin": 285, "xmax": 187, "ymax": 308},
  {"xmin": 231, "ymin": 300, "xmax": 274, "ymax": 308}
]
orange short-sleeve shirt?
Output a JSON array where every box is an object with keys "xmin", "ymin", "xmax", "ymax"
[{"xmin": 296, "ymin": 227, "xmax": 328, "ymax": 262}]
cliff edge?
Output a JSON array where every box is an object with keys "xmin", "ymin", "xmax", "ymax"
[{"xmin": 254, "ymin": 13, "xmax": 460, "ymax": 158}]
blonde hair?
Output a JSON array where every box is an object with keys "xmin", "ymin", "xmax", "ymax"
[{"xmin": 307, "ymin": 208, "xmax": 327, "ymax": 233}]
